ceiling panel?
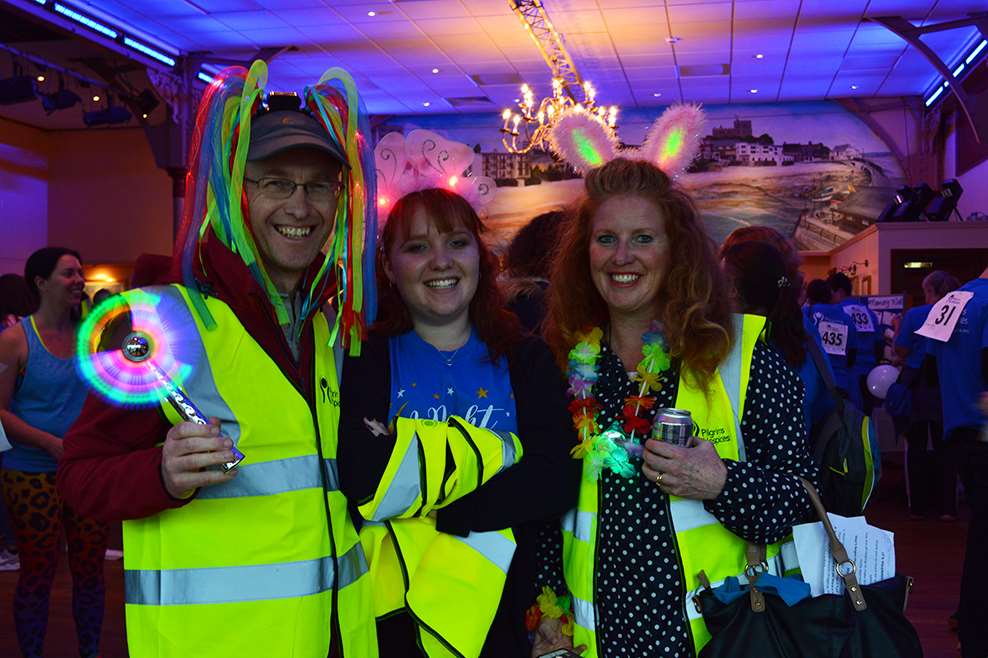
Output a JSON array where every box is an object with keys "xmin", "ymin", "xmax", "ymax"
[{"xmin": 15, "ymin": 0, "xmax": 982, "ymax": 118}]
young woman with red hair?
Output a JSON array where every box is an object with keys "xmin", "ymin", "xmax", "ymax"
[
  {"xmin": 536, "ymin": 158, "xmax": 817, "ymax": 657},
  {"xmin": 338, "ymin": 188, "xmax": 579, "ymax": 657}
]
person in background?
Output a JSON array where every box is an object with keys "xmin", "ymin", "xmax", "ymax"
[
  {"xmin": 501, "ymin": 209, "xmax": 567, "ymax": 334},
  {"xmin": 805, "ymin": 277, "xmax": 860, "ymax": 407},
  {"xmin": 339, "ymin": 188, "xmax": 579, "ymax": 657},
  {"xmin": 538, "ymin": 158, "xmax": 816, "ymax": 657},
  {"xmin": 0, "ymin": 247, "xmax": 107, "ymax": 658},
  {"xmin": 895, "ymin": 270, "xmax": 960, "ymax": 520},
  {"xmin": 829, "ymin": 272, "xmax": 884, "ymax": 412},
  {"xmin": 804, "ymin": 278, "xmax": 833, "ymax": 308},
  {"xmin": 0, "ymin": 272, "xmax": 35, "ymax": 571},
  {"xmin": 720, "ymin": 240, "xmax": 835, "ymax": 438},
  {"xmin": 91, "ymin": 288, "xmax": 113, "ymax": 307},
  {"xmin": 0, "ymin": 273, "xmax": 35, "ymax": 330},
  {"xmin": 927, "ymin": 264, "xmax": 988, "ymax": 658}
]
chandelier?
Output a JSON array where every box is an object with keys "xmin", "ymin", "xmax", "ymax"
[
  {"xmin": 500, "ymin": 78, "xmax": 618, "ymax": 154},
  {"xmin": 500, "ymin": 0, "xmax": 619, "ymax": 154}
]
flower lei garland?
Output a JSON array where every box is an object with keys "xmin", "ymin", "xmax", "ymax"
[
  {"xmin": 525, "ymin": 586, "xmax": 574, "ymax": 637},
  {"xmin": 567, "ymin": 324, "xmax": 671, "ymax": 478}
]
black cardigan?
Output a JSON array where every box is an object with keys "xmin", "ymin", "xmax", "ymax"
[{"xmin": 338, "ymin": 333, "xmax": 581, "ymax": 657}]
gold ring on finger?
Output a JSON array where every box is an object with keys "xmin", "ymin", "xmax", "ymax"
[{"xmin": 655, "ymin": 472, "xmax": 664, "ymax": 485}]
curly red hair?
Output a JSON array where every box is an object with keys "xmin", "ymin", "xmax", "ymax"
[
  {"xmin": 544, "ymin": 158, "xmax": 733, "ymax": 390},
  {"xmin": 374, "ymin": 188, "xmax": 520, "ymax": 361}
]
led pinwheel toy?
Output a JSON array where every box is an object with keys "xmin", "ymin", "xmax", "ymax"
[{"xmin": 76, "ymin": 289, "xmax": 244, "ymax": 471}]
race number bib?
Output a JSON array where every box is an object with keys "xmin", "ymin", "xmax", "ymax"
[
  {"xmin": 915, "ymin": 291, "xmax": 974, "ymax": 342},
  {"xmin": 818, "ymin": 320, "xmax": 849, "ymax": 356},
  {"xmin": 842, "ymin": 304, "xmax": 875, "ymax": 333}
]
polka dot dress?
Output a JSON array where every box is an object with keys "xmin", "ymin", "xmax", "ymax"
[{"xmin": 536, "ymin": 340, "xmax": 818, "ymax": 657}]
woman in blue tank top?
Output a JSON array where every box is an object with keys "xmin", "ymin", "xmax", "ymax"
[{"xmin": 0, "ymin": 247, "xmax": 107, "ymax": 658}]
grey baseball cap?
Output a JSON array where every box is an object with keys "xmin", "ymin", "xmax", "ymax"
[{"xmin": 247, "ymin": 95, "xmax": 347, "ymax": 166}]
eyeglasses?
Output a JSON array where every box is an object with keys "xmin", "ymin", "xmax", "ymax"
[{"xmin": 245, "ymin": 177, "xmax": 341, "ymax": 203}]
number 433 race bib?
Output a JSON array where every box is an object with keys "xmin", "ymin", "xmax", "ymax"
[{"xmin": 915, "ymin": 291, "xmax": 974, "ymax": 342}]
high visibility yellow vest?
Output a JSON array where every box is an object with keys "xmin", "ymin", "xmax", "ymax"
[
  {"xmin": 121, "ymin": 285, "xmax": 377, "ymax": 658},
  {"xmin": 358, "ymin": 416, "xmax": 523, "ymax": 657},
  {"xmin": 562, "ymin": 315, "xmax": 798, "ymax": 657}
]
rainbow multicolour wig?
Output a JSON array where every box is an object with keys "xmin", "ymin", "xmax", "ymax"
[{"xmin": 178, "ymin": 60, "xmax": 376, "ymax": 355}]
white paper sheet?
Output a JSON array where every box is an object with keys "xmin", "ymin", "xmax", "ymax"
[{"xmin": 792, "ymin": 513, "xmax": 895, "ymax": 597}]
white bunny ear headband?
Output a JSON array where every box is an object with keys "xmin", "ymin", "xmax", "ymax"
[
  {"xmin": 547, "ymin": 103, "xmax": 706, "ymax": 178},
  {"xmin": 374, "ymin": 128, "xmax": 496, "ymax": 218}
]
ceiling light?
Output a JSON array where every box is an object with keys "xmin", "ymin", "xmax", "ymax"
[
  {"xmin": 423, "ymin": 101, "xmax": 431, "ymax": 107},
  {"xmin": 432, "ymin": 68, "xmax": 439, "ymax": 74},
  {"xmin": 749, "ymin": 88, "xmax": 758, "ymax": 94},
  {"xmin": 141, "ymin": 113, "xmax": 148, "ymax": 119},
  {"xmin": 54, "ymin": 3, "xmax": 119, "ymax": 40},
  {"xmin": 754, "ymin": 53, "xmax": 764, "ymax": 60},
  {"xmin": 36, "ymin": 75, "xmax": 46, "ymax": 82},
  {"xmin": 92, "ymin": 94, "xmax": 101, "ymax": 102},
  {"xmin": 653, "ymin": 92, "xmax": 662, "ymax": 97},
  {"xmin": 123, "ymin": 37, "xmax": 176, "ymax": 67},
  {"xmin": 903, "ymin": 261, "xmax": 933, "ymax": 270},
  {"xmin": 851, "ymin": 84, "xmax": 858, "ymax": 90},
  {"xmin": 367, "ymin": 10, "xmax": 376, "ymax": 17}
]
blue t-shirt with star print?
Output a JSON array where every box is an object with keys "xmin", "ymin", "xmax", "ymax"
[{"xmin": 388, "ymin": 328, "xmax": 518, "ymax": 433}]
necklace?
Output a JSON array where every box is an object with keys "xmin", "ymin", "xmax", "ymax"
[
  {"xmin": 567, "ymin": 323, "xmax": 671, "ymax": 478},
  {"xmin": 438, "ymin": 345, "xmax": 462, "ymax": 367}
]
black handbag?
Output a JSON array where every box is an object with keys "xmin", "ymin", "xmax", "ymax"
[{"xmin": 694, "ymin": 480, "xmax": 923, "ymax": 658}]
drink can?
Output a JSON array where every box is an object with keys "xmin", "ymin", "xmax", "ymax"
[{"xmin": 653, "ymin": 408, "xmax": 693, "ymax": 446}]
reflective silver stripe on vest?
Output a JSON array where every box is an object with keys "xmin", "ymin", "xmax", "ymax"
[
  {"xmin": 370, "ymin": 433, "xmax": 422, "ymax": 521},
  {"xmin": 779, "ymin": 539, "xmax": 799, "ymax": 574},
  {"xmin": 668, "ymin": 499, "xmax": 718, "ymax": 533},
  {"xmin": 198, "ymin": 456, "xmax": 339, "ymax": 499},
  {"xmin": 721, "ymin": 314, "xmax": 746, "ymax": 461},
  {"xmin": 125, "ymin": 543, "xmax": 367, "ymax": 606},
  {"xmin": 453, "ymin": 530, "xmax": 515, "ymax": 574},
  {"xmin": 562, "ymin": 508, "xmax": 594, "ymax": 543},
  {"xmin": 496, "ymin": 431, "xmax": 518, "ymax": 473},
  {"xmin": 572, "ymin": 594, "xmax": 596, "ymax": 632}
]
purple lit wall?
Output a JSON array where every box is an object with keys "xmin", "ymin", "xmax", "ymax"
[{"xmin": 0, "ymin": 118, "xmax": 49, "ymax": 275}]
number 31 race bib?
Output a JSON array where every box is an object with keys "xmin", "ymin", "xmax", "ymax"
[{"xmin": 915, "ymin": 291, "xmax": 974, "ymax": 342}]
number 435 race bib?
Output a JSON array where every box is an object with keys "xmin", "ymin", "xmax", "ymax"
[
  {"xmin": 915, "ymin": 291, "xmax": 974, "ymax": 342},
  {"xmin": 818, "ymin": 320, "xmax": 849, "ymax": 356}
]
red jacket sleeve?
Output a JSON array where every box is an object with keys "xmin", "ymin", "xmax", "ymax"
[{"xmin": 57, "ymin": 392, "xmax": 192, "ymax": 522}]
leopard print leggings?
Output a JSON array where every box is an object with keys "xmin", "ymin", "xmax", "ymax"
[{"xmin": 1, "ymin": 469, "xmax": 107, "ymax": 658}]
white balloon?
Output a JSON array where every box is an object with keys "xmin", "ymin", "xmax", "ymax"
[{"xmin": 867, "ymin": 364, "xmax": 900, "ymax": 399}]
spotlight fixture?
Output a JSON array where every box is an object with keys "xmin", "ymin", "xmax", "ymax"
[
  {"xmin": 432, "ymin": 67, "xmax": 439, "ymax": 74},
  {"xmin": 39, "ymin": 87, "xmax": 81, "ymax": 114},
  {"xmin": 36, "ymin": 74, "xmax": 45, "ymax": 82},
  {"xmin": 749, "ymin": 88, "xmax": 758, "ymax": 94},
  {"xmin": 754, "ymin": 53, "xmax": 765, "ymax": 59},
  {"xmin": 423, "ymin": 101, "xmax": 431, "ymax": 107},
  {"xmin": 84, "ymin": 103, "xmax": 132, "ymax": 126},
  {"xmin": 0, "ymin": 75, "xmax": 36, "ymax": 105},
  {"xmin": 653, "ymin": 92, "xmax": 662, "ymax": 97},
  {"xmin": 878, "ymin": 183, "xmax": 936, "ymax": 222},
  {"xmin": 924, "ymin": 179, "xmax": 964, "ymax": 222},
  {"xmin": 851, "ymin": 84, "xmax": 858, "ymax": 90},
  {"xmin": 367, "ymin": 10, "xmax": 376, "ymax": 17},
  {"xmin": 133, "ymin": 89, "xmax": 159, "ymax": 116}
]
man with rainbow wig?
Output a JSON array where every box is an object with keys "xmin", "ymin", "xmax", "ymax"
[{"xmin": 57, "ymin": 61, "xmax": 379, "ymax": 657}]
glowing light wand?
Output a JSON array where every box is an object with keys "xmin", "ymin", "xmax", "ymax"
[{"xmin": 121, "ymin": 332, "xmax": 244, "ymax": 472}]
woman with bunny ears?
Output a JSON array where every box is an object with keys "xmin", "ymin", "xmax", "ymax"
[
  {"xmin": 337, "ymin": 131, "xmax": 580, "ymax": 658},
  {"xmin": 533, "ymin": 107, "xmax": 818, "ymax": 657}
]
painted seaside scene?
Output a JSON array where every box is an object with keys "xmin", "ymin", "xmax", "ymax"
[{"xmin": 376, "ymin": 101, "xmax": 906, "ymax": 251}]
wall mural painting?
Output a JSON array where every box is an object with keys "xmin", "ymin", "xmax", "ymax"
[{"xmin": 375, "ymin": 101, "xmax": 906, "ymax": 252}]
